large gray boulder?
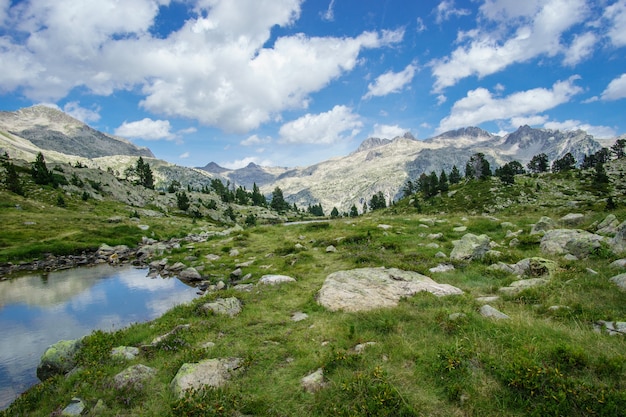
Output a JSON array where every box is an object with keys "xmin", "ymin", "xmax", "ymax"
[
  {"xmin": 450, "ymin": 233, "xmax": 491, "ymax": 261},
  {"xmin": 178, "ymin": 267, "xmax": 202, "ymax": 282},
  {"xmin": 540, "ymin": 229, "xmax": 606, "ymax": 258},
  {"xmin": 113, "ymin": 364, "xmax": 156, "ymax": 391},
  {"xmin": 509, "ymin": 257, "xmax": 558, "ymax": 278},
  {"xmin": 559, "ymin": 213, "xmax": 585, "ymax": 227},
  {"xmin": 597, "ymin": 214, "xmax": 620, "ymax": 236},
  {"xmin": 530, "ymin": 216, "xmax": 556, "ymax": 235},
  {"xmin": 317, "ymin": 267, "xmax": 462, "ymax": 312},
  {"xmin": 611, "ymin": 221, "xmax": 626, "ymax": 254},
  {"xmin": 170, "ymin": 358, "xmax": 243, "ymax": 398},
  {"xmin": 610, "ymin": 273, "xmax": 626, "ymax": 291},
  {"xmin": 37, "ymin": 339, "xmax": 82, "ymax": 381},
  {"xmin": 258, "ymin": 275, "xmax": 296, "ymax": 285}
]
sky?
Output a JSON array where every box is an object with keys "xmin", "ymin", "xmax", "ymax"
[{"xmin": 0, "ymin": 0, "xmax": 625, "ymax": 169}]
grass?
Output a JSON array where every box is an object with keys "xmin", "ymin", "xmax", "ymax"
[{"xmin": 2, "ymin": 162, "xmax": 626, "ymax": 415}]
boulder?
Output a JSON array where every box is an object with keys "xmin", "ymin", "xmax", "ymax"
[
  {"xmin": 429, "ymin": 264, "xmax": 455, "ymax": 273},
  {"xmin": 530, "ymin": 216, "xmax": 556, "ymax": 235},
  {"xmin": 480, "ymin": 304, "xmax": 509, "ymax": 320},
  {"xmin": 509, "ymin": 257, "xmax": 558, "ymax": 278},
  {"xmin": 610, "ymin": 273, "xmax": 626, "ymax": 291},
  {"xmin": 450, "ymin": 233, "xmax": 491, "ymax": 261},
  {"xmin": 61, "ymin": 397, "xmax": 85, "ymax": 416},
  {"xmin": 610, "ymin": 259, "xmax": 626, "ymax": 268},
  {"xmin": 597, "ymin": 214, "xmax": 620, "ymax": 236},
  {"xmin": 559, "ymin": 213, "xmax": 585, "ymax": 227},
  {"xmin": 317, "ymin": 267, "xmax": 462, "ymax": 312},
  {"xmin": 258, "ymin": 275, "xmax": 296, "ymax": 285},
  {"xmin": 540, "ymin": 229, "xmax": 605, "ymax": 258},
  {"xmin": 37, "ymin": 338, "xmax": 82, "ymax": 381},
  {"xmin": 111, "ymin": 346, "xmax": 140, "ymax": 361},
  {"xmin": 301, "ymin": 368, "xmax": 326, "ymax": 393},
  {"xmin": 170, "ymin": 358, "xmax": 243, "ymax": 398},
  {"xmin": 178, "ymin": 267, "xmax": 202, "ymax": 282},
  {"xmin": 326, "ymin": 245, "xmax": 337, "ymax": 253},
  {"xmin": 291, "ymin": 312, "xmax": 309, "ymax": 322},
  {"xmin": 201, "ymin": 297, "xmax": 243, "ymax": 317},
  {"xmin": 611, "ymin": 221, "xmax": 626, "ymax": 254},
  {"xmin": 113, "ymin": 364, "xmax": 156, "ymax": 391},
  {"xmin": 499, "ymin": 278, "xmax": 548, "ymax": 295}
]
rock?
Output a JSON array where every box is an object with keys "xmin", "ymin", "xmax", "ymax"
[
  {"xmin": 113, "ymin": 364, "xmax": 156, "ymax": 391},
  {"xmin": 610, "ymin": 259, "xmax": 626, "ymax": 268},
  {"xmin": 509, "ymin": 238, "xmax": 520, "ymax": 247},
  {"xmin": 353, "ymin": 342, "xmax": 377, "ymax": 353},
  {"xmin": 450, "ymin": 234, "xmax": 491, "ymax": 261},
  {"xmin": 111, "ymin": 346, "xmax": 140, "ymax": 361},
  {"xmin": 233, "ymin": 284, "xmax": 254, "ymax": 292},
  {"xmin": 150, "ymin": 324, "xmax": 191, "ymax": 346},
  {"xmin": 170, "ymin": 358, "xmax": 243, "ymax": 398},
  {"xmin": 610, "ymin": 273, "xmax": 626, "ymax": 291},
  {"xmin": 107, "ymin": 216, "xmax": 123, "ymax": 223},
  {"xmin": 428, "ymin": 233, "xmax": 443, "ymax": 239},
  {"xmin": 61, "ymin": 397, "xmax": 85, "ymax": 416},
  {"xmin": 425, "ymin": 243, "xmax": 440, "ymax": 249},
  {"xmin": 505, "ymin": 229, "xmax": 523, "ymax": 238},
  {"xmin": 429, "ymin": 264, "xmax": 455, "ymax": 273},
  {"xmin": 530, "ymin": 216, "xmax": 556, "ymax": 235},
  {"xmin": 596, "ymin": 321, "xmax": 626, "ymax": 336},
  {"xmin": 378, "ymin": 224, "xmax": 392, "ymax": 230},
  {"xmin": 168, "ymin": 262, "xmax": 186, "ymax": 272},
  {"xmin": 201, "ymin": 297, "xmax": 243, "ymax": 317},
  {"xmin": 291, "ymin": 312, "xmax": 309, "ymax": 322},
  {"xmin": 37, "ymin": 338, "xmax": 82, "ymax": 381},
  {"xmin": 448, "ymin": 313, "xmax": 466, "ymax": 321},
  {"xmin": 258, "ymin": 275, "xmax": 296, "ymax": 285},
  {"xmin": 435, "ymin": 251, "xmax": 447, "ymax": 258},
  {"xmin": 317, "ymin": 267, "xmax": 462, "ymax": 312},
  {"xmin": 476, "ymin": 296, "xmax": 500, "ymax": 303},
  {"xmin": 419, "ymin": 218, "xmax": 435, "ymax": 226},
  {"xmin": 178, "ymin": 267, "xmax": 202, "ymax": 282},
  {"xmin": 229, "ymin": 249, "xmax": 240, "ymax": 257},
  {"xmin": 597, "ymin": 214, "xmax": 620, "ymax": 235},
  {"xmin": 453, "ymin": 226, "xmax": 467, "ymax": 232},
  {"xmin": 230, "ymin": 268, "xmax": 243, "ymax": 280},
  {"xmin": 499, "ymin": 278, "xmax": 548, "ymax": 294},
  {"xmin": 540, "ymin": 229, "xmax": 605, "ymax": 258},
  {"xmin": 206, "ymin": 254, "xmax": 221, "ymax": 261},
  {"xmin": 611, "ymin": 221, "xmax": 626, "ymax": 253},
  {"xmin": 501, "ymin": 222, "xmax": 516, "ymax": 229},
  {"xmin": 488, "ymin": 262, "xmax": 516, "ymax": 274},
  {"xmin": 559, "ymin": 213, "xmax": 585, "ymax": 226},
  {"xmin": 301, "ymin": 368, "xmax": 326, "ymax": 393},
  {"xmin": 326, "ymin": 245, "xmax": 337, "ymax": 253},
  {"xmin": 480, "ymin": 304, "xmax": 509, "ymax": 320},
  {"xmin": 510, "ymin": 257, "xmax": 558, "ymax": 278}
]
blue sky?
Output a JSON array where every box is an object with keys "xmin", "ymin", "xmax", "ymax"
[{"xmin": 1, "ymin": 0, "xmax": 625, "ymax": 169}]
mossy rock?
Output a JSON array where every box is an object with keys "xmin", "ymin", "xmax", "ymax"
[{"xmin": 36, "ymin": 338, "xmax": 82, "ymax": 381}]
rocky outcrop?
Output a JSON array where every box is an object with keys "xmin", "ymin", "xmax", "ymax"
[
  {"xmin": 611, "ymin": 221, "xmax": 626, "ymax": 253},
  {"xmin": 258, "ymin": 275, "xmax": 297, "ymax": 285},
  {"xmin": 170, "ymin": 358, "xmax": 243, "ymax": 398},
  {"xmin": 597, "ymin": 214, "xmax": 620, "ymax": 235},
  {"xmin": 540, "ymin": 229, "xmax": 605, "ymax": 258},
  {"xmin": 113, "ymin": 364, "xmax": 156, "ymax": 391},
  {"xmin": 530, "ymin": 216, "xmax": 556, "ymax": 235},
  {"xmin": 317, "ymin": 267, "xmax": 462, "ymax": 312},
  {"xmin": 201, "ymin": 297, "xmax": 243, "ymax": 317},
  {"xmin": 37, "ymin": 339, "xmax": 82, "ymax": 381}
]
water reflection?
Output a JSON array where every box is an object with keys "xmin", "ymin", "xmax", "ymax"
[{"xmin": 0, "ymin": 264, "xmax": 198, "ymax": 410}]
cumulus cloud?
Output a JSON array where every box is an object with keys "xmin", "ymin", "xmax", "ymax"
[
  {"xmin": 563, "ymin": 32, "xmax": 597, "ymax": 66},
  {"xmin": 604, "ymin": 0, "xmax": 626, "ymax": 47},
  {"xmin": 431, "ymin": 0, "xmax": 588, "ymax": 92},
  {"xmin": 241, "ymin": 134, "xmax": 272, "ymax": 146},
  {"xmin": 221, "ymin": 156, "xmax": 273, "ymax": 170},
  {"xmin": 321, "ymin": 0, "xmax": 335, "ymax": 21},
  {"xmin": 600, "ymin": 73, "xmax": 626, "ymax": 101},
  {"xmin": 544, "ymin": 119, "xmax": 616, "ymax": 138},
  {"xmin": 0, "ymin": 0, "xmax": 403, "ymax": 133},
  {"xmin": 370, "ymin": 124, "xmax": 410, "ymax": 139},
  {"xmin": 62, "ymin": 102, "xmax": 101, "ymax": 124},
  {"xmin": 435, "ymin": 0, "xmax": 471, "ymax": 24},
  {"xmin": 437, "ymin": 76, "xmax": 582, "ymax": 133},
  {"xmin": 278, "ymin": 105, "xmax": 362, "ymax": 144},
  {"xmin": 416, "ymin": 17, "xmax": 427, "ymax": 33},
  {"xmin": 179, "ymin": 152, "xmax": 190, "ymax": 159},
  {"xmin": 115, "ymin": 118, "xmax": 176, "ymax": 140},
  {"xmin": 363, "ymin": 62, "xmax": 418, "ymax": 99}
]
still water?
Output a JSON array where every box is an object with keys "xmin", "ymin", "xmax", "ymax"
[{"xmin": 0, "ymin": 264, "xmax": 199, "ymax": 409}]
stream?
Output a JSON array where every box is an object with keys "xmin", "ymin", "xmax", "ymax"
[{"xmin": 0, "ymin": 263, "xmax": 199, "ymax": 410}]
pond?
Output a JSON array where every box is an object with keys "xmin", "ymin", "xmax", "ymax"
[{"xmin": 0, "ymin": 264, "xmax": 199, "ymax": 410}]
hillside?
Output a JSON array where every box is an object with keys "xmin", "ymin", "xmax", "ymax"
[{"xmin": 2, "ymin": 157, "xmax": 626, "ymax": 416}]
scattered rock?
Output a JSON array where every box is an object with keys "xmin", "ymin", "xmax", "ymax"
[
  {"xmin": 206, "ymin": 254, "xmax": 221, "ymax": 261},
  {"xmin": 480, "ymin": 304, "xmax": 509, "ymax": 320},
  {"xmin": 610, "ymin": 273, "xmax": 626, "ymax": 291},
  {"xmin": 233, "ymin": 284, "xmax": 254, "ymax": 292},
  {"xmin": 419, "ymin": 218, "xmax": 436, "ymax": 226},
  {"xmin": 540, "ymin": 229, "xmax": 605, "ymax": 258},
  {"xmin": 168, "ymin": 262, "xmax": 186, "ymax": 272},
  {"xmin": 435, "ymin": 251, "xmax": 447, "ymax": 258},
  {"xmin": 178, "ymin": 267, "xmax": 202, "ymax": 282},
  {"xmin": 610, "ymin": 259, "xmax": 626, "ymax": 268},
  {"xmin": 37, "ymin": 338, "xmax": 82, "ymax": 381},
  {"xmin": 559, "ymin": 213, "xmax": 585, "ymax": 227},
  {"xmin": 476, "ymin": 296, "xmax": 500, "ymax": 303},
  {"xmin": 61, "ymin": 397, "xmax": 85, "ymax": 416},
  {"xmin": 611, "ymin": 221, "xmax": 626, "ymax": 253},
  {"xmin": 453, "ymin": 226, "xmax": 467, "ymax": 232},
  {"xmin": 229, "ymin": 249, "xmax": 240, "ymax": 257},
  {"xmin": 448, "ymin": 313, "xmax": 466, "ymax": 321},
  {"xmin": 291, "ymin": 312, "xmax": 309, "ymax": 322},
  {"xmin": 317, "ymin": 267, "xmax": 462, "ymax": 312},
  {"xmin": 597, "ymin": 214, "xmax": 620, "ymax": 236},
  {"xmin": 352, "ymin": 342, "xmax": 377, "ymax": 353},
  {"xmin": 111, "ymin": 346, "xmax": 140, "ymax": 361},
  {"xmin": 326, "ymin": 245, "xmax": 337, "ymax": 253},
  {"xmin": 510, "ymin": 257, "xmax": 558, "ymax": 278},
  {"xmin": 149, "ymin": 324, "xmax": 191, "ymax": 346},
  {"xmin": 429, "ymin": 264, "xmax": 454, "ymax": 273},
  {"xmin": 595, "ymin": 320, "xmax": 626, "ymax": 336},
  {"xmin": 170, "ymin": 358, "xmax": 243, "ymax": 398},
  {"xmin": 258, "ymin": 275, "xmax": 296, "ymax": 285},
  {"xmin": 428, "ymin": 233, "xmax": 443, "ymax": 239},
  {"xmin": 499, "ymin": 278, "xmax": 548, "ymax": 294},
  {"xmin": 425, "ymin": 243, "xmax": 440, "ymax": 249},
  {"xmin": 301, "ymin": 368, "xmax": 326, "ymax": 393},
  {"xmin": 450, "ymin": 233, "xmax": 491, "ymax": 261},
  {"xmin": 201, "ymin": 297, "xmax": 243, "ymax": 317},
  {"xmin": 378, "ymin": 224, "xmax": 392, "ymax": 230},
  {"xmin": 530, "ymin": 216, "xmax": 556, "ymax": 235},
  {"xmin": 113, "ymin": 364, "xmax": 156, "ymax": 391}
]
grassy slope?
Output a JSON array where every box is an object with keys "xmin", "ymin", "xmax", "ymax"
[{"xmin": 2, "ymin": 162, "xmax": 626, "ymax": 416}]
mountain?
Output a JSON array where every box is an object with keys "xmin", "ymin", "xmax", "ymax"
[{"xmin": 0, "ymin": 105, "xmax": 153, "ymax": 159}]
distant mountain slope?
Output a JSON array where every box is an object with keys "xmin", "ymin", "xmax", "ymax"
[{"xmin": 0, "ymin": 105, "xmax": 153, "ymax": 159}]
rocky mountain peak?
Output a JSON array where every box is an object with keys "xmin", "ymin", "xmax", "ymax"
[
  {"xmin": 434, "ymin": 126, "xmax": 493, "ymax": 140},
  {"xmin": 354, "ymin": 137, "xmax": 392, "ymax": 153},
  {"xmin": 199, "ymin": 162, "xmax": 228, "ymax": 173}
]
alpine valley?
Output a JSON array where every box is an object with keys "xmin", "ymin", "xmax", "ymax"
[{"xmin": 0, "ymin": 105, "xmax": 618, "ymax": 212}]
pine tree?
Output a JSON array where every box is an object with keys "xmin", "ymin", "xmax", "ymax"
[
  {"xmin": 551, "ymin": 152, "xmax": 576, "ymax": 173},
  {"xmin": 449, "ymin": 165, "xmax": 461, "ymax": 184},
  {"xmin": 176, "ymin": 191, "xmax": 190, "ymax": 211},
  {"xmin": 2, "ymin": 158, "xmax": 24, "ymax": 195},
  {"xmin": 527, "ymin": 153, "xmax": 549, "ymax": 173},
  {"xmin": 251, "ymin": 183, "xmax": 266, "ymax": 206},
  {"xmin": 270, "ymin": 187, "xmax": 289, "ymax": 213},
  {"xmin": 31, "ymin": 152, "xmax": 54, "ymax": 185},
  {"xmin": 611, "ymin": 139, "xmax": 625, "ymax": 159},
  {"xmin": 349, "ymin": 204, "xmax": 359, "ymax": 217},
  {"xmin": 438, "ymin": 170, "xmax": 449, "ymax": 193},
  {"xmin": 330, "ymin": 207, "xmax": 340, "ymax": 218}
]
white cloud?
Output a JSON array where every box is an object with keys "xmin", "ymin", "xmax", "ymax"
[
  {"xmin": 240, "ymin": 134, "xmax": 272, "ymax": 146},
  {"xmin": 115, "ymin": 118, "xmax": 176, "ymax": 140},
  {"xmin": 435, "ymin": 0, "xmax": 471, "ymax": 24},
  {"xmin": 563, "ymin": 32, "xmax": 597, "ymax": 66},
  {"xmin": 179, "ymin": 152, "xmax": 190, "ymax": 159},
  {"xmin": 321, "ymin": 0, "xmax": 335, "ymax": 21},
  {"xmin": 363, "ymin": 62, "xmax": 417, "ymax": 99},
  {"xmin": 431, "ymin": 0, "xmax": 588, "ymax": 92},
  {"xmin": 509, "ymin": 115, "xmax": 549, "ymax": 127},
  {"xmin": 279, "ymin": 105, "xmax": 362, "ymax": 144},
  {"xmin": 62, "ymin": 101, "xmax": 101, "ymax": 124},
  {"xmin": 0, "ymin": 0, "xmax": 403, "ymax": 134},
  {"xmin": 416, "ymin": 17, "xmax": 427, "ymax": 33},
  {"xmin": 544, "ymin": 119, "xmax": 616, "ymax": 138},
  {"xmin": 604, "ymin": 0, "xmax": 626, "ymax": 47},
  {"xmin": 370, "ymin": 124, "xmax": 409, "ymax": 139},
  {"xmin": 600, "ymin": 73, "xmax": 626, "ymax": 101},
  {"xmin": 437, "ymin": 76, "xmax": 582, "ymax": 133},
  {"xmin": 221, "ymin": 156, "xmax": 273, "ymax": 169}
]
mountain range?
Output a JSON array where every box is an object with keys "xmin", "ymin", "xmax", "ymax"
[{"xmin": 0, "ymin": 105, "xmax": 616, "ymax": 213}]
